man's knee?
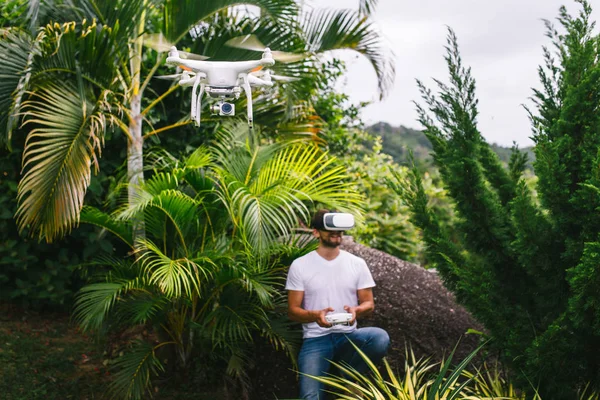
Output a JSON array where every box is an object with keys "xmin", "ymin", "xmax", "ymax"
[{"xmin": 371, "ymin": 327, "xmax": 390, "ymax": 355}]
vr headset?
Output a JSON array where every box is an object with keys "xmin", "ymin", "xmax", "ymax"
[{"xmin": 313, "ymin": 212, "xmax": 355, "ymax": 231}]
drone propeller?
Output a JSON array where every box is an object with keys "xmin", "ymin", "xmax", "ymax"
[
  {"xmin": 143, "ymin": 33, "xmax": 209, "ymax": 61},
  {"xmin": 249, "ymin": 69, "xmax": 299, "ymax": 83},
  {"xmin": 154, "ymin": 73, "xmax": 189, "ymax": 80},
  {"xmin": 270, "ymin": 73, "xmax": 300, "ymax": 83},
  {"xmin": 225, "ymin": 35, "xmax": 308, "ymax": 64}
]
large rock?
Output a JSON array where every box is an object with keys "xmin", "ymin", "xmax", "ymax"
[
  {"xmin": 341, "ymin": 237, "xmax": 483, "ymax": 363},
  {"xmin": 248, "ymin": 237, "xmax": 483, "ymax": 400}
]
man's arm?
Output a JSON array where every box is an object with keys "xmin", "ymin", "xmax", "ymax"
[
  {"xmin": 288, "ymin": 290, "xmax": 333, "ymax": 327},
  {"xmin": 344, "ymin": 288, "xmax": 375, "ymax": 324}
]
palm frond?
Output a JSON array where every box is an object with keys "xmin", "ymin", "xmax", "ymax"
[
  {"xmin": 0, "ymin": 29, "xmax": 40, "ymax": 147},
  {"xmin": 145, "ymin": 147, "xmax": 181, "ymax": 171},
  {"xmin": 25, "ymin": 0, "xmax": 42, "ymax": 33},
  {"xmin": 204, "ymin": 290, "xmax": 265, "ymax": 347},
  {"xmin": 32, "ymin": 19, "xmax": 129, "ymax": 89},
  {"xmin": 238, "ymin": 264, "xmax": 282, "ymax": 307},
  {"xmin": 185, "ymin": 145, "xmax": 212, "ymax": 170},
  {"xmin": 141, "ymin": 171, "xmax": 182, "ymax": 196},
  {"xmin": 213, "ymin": 132, "xmax": 363, "ymax": 250},
  {"xmin": 359, "ymin": 0, "xmax": 379, "ymax": 16},
  {"xmin": 259, "ymin": 310, "xmax": 301, "ymax": 364},
  {"xmin": 74, "ymin": 274, "xmax": 150, "ymax": 332},
  {"xmin": 138, "ymin": 240, "xmax": 213, "ymax": 298},
  {"xmin": 73, "ymin": 283, "xmax": 125, "ymax": 332},
  {"xmin": 162, "ymin": 0, "xmax": 298, "ymax": 44},
  {"xmin": 42, "ymin": 0, "xmax": 145, "ymax": 47},
  {"xmin": 80, "ymin": 205, "xmax": 133, "ymax": 248},
  {"xmin": 301, "ymin": 8, "xmax": 395, "ymax": 99},
  {"xmin": 109, "ymin": 340, "xmax": 166, "ymax": 400},
  {"xmin": 16, "ymin": 81, "xmax": 116, "ymax": 241},
  {"xmin": 119, "ymin": 187, "xmax": 203, "ymax": 250},
  {"xmin": 117, "ymin": 292, "xmax": 170, "ymax": 326}
]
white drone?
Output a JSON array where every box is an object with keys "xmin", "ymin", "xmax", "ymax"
[{"xmin": 163, "ymin": 44, "xmax": 295, "ymax": 128}]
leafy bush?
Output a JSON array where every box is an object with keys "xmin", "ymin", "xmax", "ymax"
[{"xmin": 74, "ymin": 125, "xmax": 362, "ymax": 399}]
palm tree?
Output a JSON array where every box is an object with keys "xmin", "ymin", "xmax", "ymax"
[
  {"xmin": 74, "ymin": 123, "xmax": 362, "ymax": 398},
  {"xmin": 0, "ymin": 0, "xmax": 394, "ymax": 243}
]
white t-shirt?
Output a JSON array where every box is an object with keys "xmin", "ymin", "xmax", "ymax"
[{"xmin": 285, "ymin": 250, "xmax": 376, "ymax": 338}]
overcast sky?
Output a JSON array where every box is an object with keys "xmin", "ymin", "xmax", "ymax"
[{"xmin": 318, "ymin": 0, "xmax": 599, "ymax": 147}]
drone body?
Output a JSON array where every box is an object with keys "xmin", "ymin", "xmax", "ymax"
[{"xmin": 165, "ymin": 46, "xmax": 276, "ymax": 128}]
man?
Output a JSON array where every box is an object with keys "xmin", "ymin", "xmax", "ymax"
[{"xmin": 286, "ymin": 209, "xmax": 390, "ymax": 400}]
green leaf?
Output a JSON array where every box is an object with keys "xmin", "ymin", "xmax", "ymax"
[
  {"xmin": 0, "ymin": 29, "xmax": 40, "ymax": 147},
  {"xmin": 109, "ymin": 340, "xmax": 166, "ymax": 400},
  {"xmin": 80, "ymin": 206, "xmax": 133, "ymax": 248},
  {"xmin": 15, "ymin": 81, "xmax": 114, "ymax": 241},
  {"xmin": 162, "ymin": 0, "xmax": 298, "ymax": 44},
  {"xmin": 301, "ymin": 8, "xmax": 395, "ymax": 99}
]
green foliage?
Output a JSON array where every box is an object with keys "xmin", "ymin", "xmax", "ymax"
[
  {"xmin": 313, "ymin": 61, "xmax": 454, "ymax": 264},
  {"xmin": 73, "ymin": 126, "xmax": 361, "ymax": 399},
  {"xmin": 0, "ymin": 0, "xmax": 27, "ymax": 28},
  {"xmin": 0, "ymin": 0, "xmax": 395, "ymax": 243},
  {"xmin": 0, "ymin": 146, "xmax": 118, "ymax": 308},
  {"xmin": 0, "ymin": 0, "xmax": 394, "ymax": 308},
  {"xmin": 307, "ymin": 341, "xmax": 485, "ymax": 400},
  {"xmin": 311, "ymin": 343, "xmax": 600, "ymax": 400},
  {"xmin": 389, "ymin": 2, "xmax": 600, "ymax": 397},
  {"xmin": 347, "ymin": 138, "xmax": 421, "ymax": 262}
]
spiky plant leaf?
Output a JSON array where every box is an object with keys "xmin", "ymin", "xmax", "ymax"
[{"xmin": 359, "ymin": 0, "xmax": 379, "ymax": 16}]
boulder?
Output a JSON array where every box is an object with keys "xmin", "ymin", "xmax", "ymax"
[
  {"xmin": 341, "ymin": 237, "xmax": 484, "ymax": 363},
  {"xmin": 248, "ymin": 237, "xmax": 484, "ymax": 400}
]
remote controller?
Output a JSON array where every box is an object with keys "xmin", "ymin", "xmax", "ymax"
[{"xmin": 325, "ymin": 312, "xmax": 353, "ymax": 326}]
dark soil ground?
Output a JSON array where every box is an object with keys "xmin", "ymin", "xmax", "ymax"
[
  {"xmin": 0, "ymin": 303, "xmax": 237, "ymax": 400},
  {"xmin": 0, "ymin": 303, "xmax": 110, "ymax": 399}
]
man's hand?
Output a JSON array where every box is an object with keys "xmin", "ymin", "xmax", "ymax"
[
  {"xmin": 314, "ymin": 307, "xmax": 334, "ymax": 328},
  {"xmin": 344, "ymin": 305, "xmax": 358, "ymax": 325}
]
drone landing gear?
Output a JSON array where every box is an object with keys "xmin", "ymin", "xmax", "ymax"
[
  {"xmin": 241, "ymin": 79, "xmax": 253, "ymax": 129},
  {"xmin": 191, "ymin": 75, "xmax": 205, "ymax": 127}
]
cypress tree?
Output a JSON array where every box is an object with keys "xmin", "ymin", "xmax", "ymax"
[{"xmin": 391, "ymin": 1, "xmax": 600, "ymax": 396}]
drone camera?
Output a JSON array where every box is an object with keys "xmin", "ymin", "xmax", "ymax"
[{"xmin": 211, "ymin": 102, "xmax": 235, "ymax": 116}]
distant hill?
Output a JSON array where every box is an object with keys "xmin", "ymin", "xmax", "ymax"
[{"xmin": 367, "ymin": 122, "xmax": 534, "ymax": 170}]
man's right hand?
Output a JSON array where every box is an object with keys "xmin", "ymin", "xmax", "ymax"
[{"xmin": 314, "ymin": 307, "xmax": 334, "ymax": 327}]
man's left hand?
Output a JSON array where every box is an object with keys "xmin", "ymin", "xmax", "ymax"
[{"xmin": 344, "ymin": 305, "xmax": 358, "ymax": 325}]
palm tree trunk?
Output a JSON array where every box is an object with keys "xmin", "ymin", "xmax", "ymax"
[
  {"xmin": 128, "ymin": 2, "xmax": 147, "ymax": 245},
  {"xmin": 128, "ymin": 92, "xmax": 145, "ymax": 244}
]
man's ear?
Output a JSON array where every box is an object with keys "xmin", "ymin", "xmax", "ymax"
[{"xmin": 312, "ymin": 229, "xmax": 320, "ymax": 239}]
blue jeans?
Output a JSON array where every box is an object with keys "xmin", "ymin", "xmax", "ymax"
[{"xmin": 297, "ymin": 327, "xmax": 390, "ymax": 400}]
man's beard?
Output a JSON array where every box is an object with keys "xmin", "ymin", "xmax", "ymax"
[{"xmin": 320, "ymin": 236, "xmax": 342, "ymax": 248}]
